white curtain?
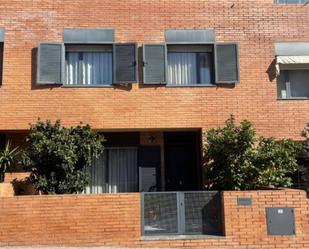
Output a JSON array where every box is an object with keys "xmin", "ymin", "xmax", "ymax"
[
  {"xmin": 108, "ymin": 148, "xmax": 138, "ymax": 193},
  {"xmin": 85, "ymin": 148, "xmax": 138, "ymax": 194},
  {"xmin": 168, "ymin": 53, "xmax": 197, "ymax": 85},
  {"xmin": 85, "ymin": 151, "xmax": 107, "ymax": 194},
  {"xmin": 66, "ymin": 52, "xmax": 112, "ymax": 85},
  {"xmin": 167, "ymin": 52, "xmax": 211, "ymax": 85}
]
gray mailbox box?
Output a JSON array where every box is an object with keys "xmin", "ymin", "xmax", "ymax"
[{"xmin": 266, "ymin": 207, "xmax": 295, "ymax": 235}]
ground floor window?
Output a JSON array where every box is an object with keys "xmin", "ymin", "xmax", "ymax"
[
  {"xmin": 277, "ymin": 70, "xmax": 309, "ymax": 99},
  {"xmin": 85, "ymin": 147, "xmax": 138, "ymax": 194}
]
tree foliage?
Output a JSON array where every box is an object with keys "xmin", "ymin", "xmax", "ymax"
[
  {"xmin": 203, "ymin": 116, "xmax": 299, "ymax": 190},
  {"xmin": 22, "ymin": 120, "xmax": 104, "ymax": 194},
  {"xmin": 297, "ymin": 123, "xmax": 309, "ymax": 194}
]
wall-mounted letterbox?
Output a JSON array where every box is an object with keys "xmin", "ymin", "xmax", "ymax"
[{"xmin": 266, "ymin": 207, "xmax": 295, "ymax": 235}]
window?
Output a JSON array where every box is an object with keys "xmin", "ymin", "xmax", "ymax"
[
  {"xmin": 167, "ymin": 45, "xmax": 213, "ymax": 85},
  {"xmin": 143, "ymin": 43, "xmax": 239, "ymax": 85},
  {"xmin": 0, "ymin": 42, "xmax": 3, "ymax": 85},
  {"xmin": 65, "ymin": 45, "xmax": 113, "ymax": 85},
  {"xmin": 274, "ymin": 0, "xmax": 307, "ymax": 3},
  {"xmin": 37, "ymin": 41, "xmax": 137, "ymax": 85},
  {"xmin": 85, "ymin": 147, "xmax": 138, "ymax": 193},
  {"xmin": 277, "ymin": 70, "xmax": 309, "ymax": 98}
]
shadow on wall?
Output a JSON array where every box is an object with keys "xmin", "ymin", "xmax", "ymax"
[
  {"xmin": 12, "ymin": 178, "xmax": 36, "ymax": 195},
  {"xmin": 266, "ymin": 59, "xmax": 276, "ymax": 82},
  {"xmin": 202, "ymin": 192, "xmax": 223, "ymax": 236}
]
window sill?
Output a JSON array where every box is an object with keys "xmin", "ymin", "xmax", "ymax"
[
  {"xmin": 62, "ymin": 84, "xmax": 113, "ymax": 88},
  {"xmin": 141, "ymin": 234, "xmax": 225, "ymax": 241},
  {"xmin": 277, "ymin": 98, "xmax": 309, "ymax": 100},
  {"xmin": 166, "ymin": 84, "xmax": 216, "ymax": 88}
]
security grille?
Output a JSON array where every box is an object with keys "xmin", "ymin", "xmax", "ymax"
[
  {"xmin": 184, "ymin": 192, "xmax": 222, "ymax": 235},
  {"xmin": 142, "ymin": 192, "xmax": 178, "ymax": 235},
  {"xmin": 141, "ymin": 191, "xmax": 222, "ymax": 236}
]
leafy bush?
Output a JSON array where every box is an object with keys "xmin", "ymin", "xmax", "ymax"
[
  {"xmin": 203, "ymin": 116, "xmax": 299, "ymax": 190},
  {"xmin": 297, "ymin": 123, "xmax": 309, "ymax": 194},
  {"xmin": 22, "ymin": 120, "xmax": 104, "ymax": 194}
]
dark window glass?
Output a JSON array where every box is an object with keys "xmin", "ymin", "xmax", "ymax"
[
  {"xmin": 275, "ymin": 0, "xmax": 307, "ymax": 3},
  {"xmin": 277, "ymin": 70, "xmax": 309, "ymax": 98}
]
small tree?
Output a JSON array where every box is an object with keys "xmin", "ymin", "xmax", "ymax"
[
  {"xmin": 203, "ymin": 116, "xmax": 299, "ymax": 190},
  {"xmin": 22, "ymin": 120, "xmax": 105, "ymax": 194}
]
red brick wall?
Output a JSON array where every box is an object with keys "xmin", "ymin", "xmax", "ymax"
[
  {"xmin": 0, "ymin": 1, "xmax": 308, "ymax": 138},
  {"xmin": 0, "ymin": 183, "xmax": 14, "ymax": 197},
  {"xmin": 0, "ymin": 189, "xmax": 308, "ymax": 248}
]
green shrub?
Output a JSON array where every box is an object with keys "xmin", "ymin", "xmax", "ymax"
[
  {"xmin": 0, "ymin": 141, "xmax": 20, "ymax": 182},
  {"xmin": 22, "ymin": 120, "xmax": 105, "ymax": 194},
  {"xmin": 203, "ymin": 116, "xmax": 299, "ymax": 190},
  {"xmin": 297, "ymin": 123, "xmax": 309, "ymax": 194}
]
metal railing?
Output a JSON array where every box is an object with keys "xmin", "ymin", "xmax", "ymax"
[{"xmin": 141, "ymin": 191, "xmax": 223, "ymax": 236}]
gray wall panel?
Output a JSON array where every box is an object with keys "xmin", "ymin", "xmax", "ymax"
[
  {"xmin": 275, "ymin": 42, "xmax": 309, "ymax": 56},
  {"xmin": 63, "ymin": 28, "xmax": 114, "ymax": 43},
  {"xmin": 165, "ymin": 29, "xmax": 215, "ymax": 43}
]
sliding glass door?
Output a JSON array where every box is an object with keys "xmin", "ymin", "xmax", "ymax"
[{"xmin": 85, "ymin": 147, "xmax": 138, "ymax": 194}]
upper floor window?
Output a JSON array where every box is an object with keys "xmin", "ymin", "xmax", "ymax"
[
  {"xmin": 274, "ymin": 0, "xmax": 307, "ymax": 3},
  {"xmin": 167, "ymin": 45, "xmax": 213, "ymax": 85},
  {"xmin": 277, "ymin": 70, "xmax": 309, "ymax": 99},
  {"xmin": 143, "ymin": 29, "xmax": 239, "ymax": 86},
  {"xmin": 37, "ymin": 29, "xmax": 137, "ymax": 86},
  {"xmin": 275, "ymin": 42, "xmax": 309, "ymax": 99},
  {"xmin": 65, "ymin": 45, "xmax": 113, "ymax": 85}
]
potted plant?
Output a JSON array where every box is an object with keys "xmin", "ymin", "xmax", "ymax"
[{"xmin": 0, "ymin": 141, "xmax": 20, "ymax": 183}]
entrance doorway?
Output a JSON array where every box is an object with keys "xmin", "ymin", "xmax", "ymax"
[{"xmin": 164, "ymin": 131, "xmax": 201, "ymax": 191}]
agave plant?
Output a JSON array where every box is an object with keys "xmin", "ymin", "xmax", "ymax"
[{"xmin": 0, "ymin": 141, "xmax": 20, "ymax": 182}]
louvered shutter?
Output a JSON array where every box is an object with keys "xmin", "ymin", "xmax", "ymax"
[
  {"xmin": 37, "ymin": 43, "xmax": 64, "ymax": 84},
  {"xmin": 143, "ymin": 44, "xmax": 166, "ymax": 84},
  {"xmin": 113, "ymin": 43, "xmax": 137, "ymax": 84},
  {"xmin": 215, "ymin": 43, "xmax": 239, "ymax": 84}
]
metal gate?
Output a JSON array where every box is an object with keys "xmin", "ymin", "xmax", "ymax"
[{"xmin": 141, "ymin": 191, "xmax": 223, "ymax": 236}]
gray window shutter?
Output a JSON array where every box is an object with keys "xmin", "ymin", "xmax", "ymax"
[
  {"xmin": 215, "ymin": 43, "xmax": 239, "ymax": 84},
  {"xmin": 113, "ymin": 43, "xmax": 137, "ymax": 84},
  {"xmin": 37, "ymin": 43, "xmax": 64, "ymax": 85},
  {"xmin": 143, "ymin": 44, "xmax": 166, "ymax": 84}
]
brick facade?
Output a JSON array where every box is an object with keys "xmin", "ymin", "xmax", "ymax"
[
  {"xmin": 0, "ymin": 0, "xmax": 307, "ymax": 138},
  {"xmin": 0, "ymin": 189, "xmax": 308, "ymax": 248}
]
